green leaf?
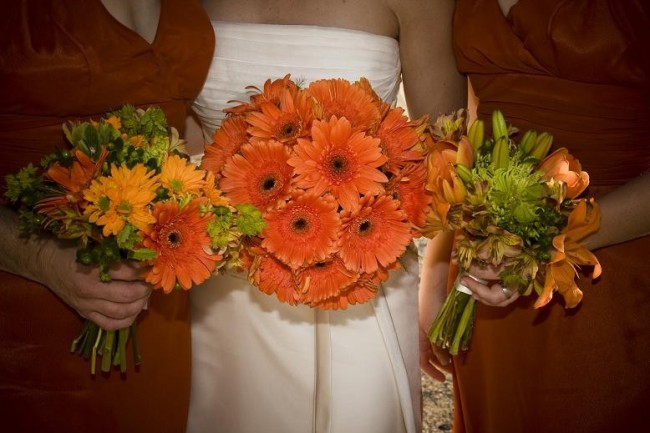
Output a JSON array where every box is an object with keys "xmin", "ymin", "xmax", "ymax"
[{"xmin": 130, "ymin": 248, "xmax": 158, "ymax": 260}]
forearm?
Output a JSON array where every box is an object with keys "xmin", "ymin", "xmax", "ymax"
[
  {"xmin": 583, "ymin": 171, "xmax": 650, "ymax": 250},
  {"xmin": 0, "ymin": 205, "xmax": 54, "ymax": 285},
  {"xmin": 418, "ymin": 231, "xmax": 454, "ymax": 328}
]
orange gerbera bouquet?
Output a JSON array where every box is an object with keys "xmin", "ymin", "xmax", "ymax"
[
  {"xmin": 423, "ymin": 110, "xmax": 601, "ymax": 355},
  {"xmin": 4, "ymin": 105, "xmax": 264, "ymax": 374},
  {"xmin": 202, "ymin": 75, "xmax": 432, "ymax": 309}
]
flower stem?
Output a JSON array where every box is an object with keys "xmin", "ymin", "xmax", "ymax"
[{"xmin": 428, "ymin": 274, "xmax": 478, "ymax": 355}]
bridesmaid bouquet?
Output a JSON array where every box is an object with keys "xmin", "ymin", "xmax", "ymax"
[
  {"xmin": 202, "ymin": 75, "xmax": 432, "ymax": 309},
  {"xmin": 4, "ymin": 105, "xmax": 264, "ymax": 374},
  {"xmin": 423, "ymin": 110, "xmax": 601, "ymax": 355}
]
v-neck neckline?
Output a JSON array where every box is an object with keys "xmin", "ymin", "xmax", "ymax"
[{"xmin": 98, "ymin": 0, "xmax": 164, "ymax": 47}]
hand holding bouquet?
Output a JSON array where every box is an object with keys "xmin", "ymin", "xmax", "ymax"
[
  {"xmin": 202, "ymin": 75, "xmax": 432, "ymax": 309},
  {"xmin": 423, "ymin": 110, "xmax": 601, "ymax": 355},
  {"xmin": 4, "ymin": 105, "xmax": 264, "ymax": 373}
]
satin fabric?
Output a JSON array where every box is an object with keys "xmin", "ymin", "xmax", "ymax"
[
  {"xmin": 188, "ymin": 21, "xmax": 421, "ymax": 433},
  {"xmin": 0, "ymin": 2, "xmax": 214, "ymax": 432},
  {"xmin": 452, "ymin": 1, "xmax": 650, "ymax": 432}
]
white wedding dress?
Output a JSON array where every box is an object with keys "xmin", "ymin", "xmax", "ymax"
[{"xmin": 188, "ymin": 21, "xmax": 421, "ymax": 433}]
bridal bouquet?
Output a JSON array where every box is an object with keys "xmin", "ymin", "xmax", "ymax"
[
  {"xmin": 4, "ymin": 105, "xmax": 264, "ymax": 374},
  {"xmin": 202, "ymin": 75, "xmax": 432, "ymax": 309},
  {"xmin": 423, "ymin": 110, "xmax": 601, "ymax": 355}
]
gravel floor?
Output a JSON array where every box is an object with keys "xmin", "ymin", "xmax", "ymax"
[{"xmin": 422, "ymin": 373, "xmax": 454, "ymax": 432}]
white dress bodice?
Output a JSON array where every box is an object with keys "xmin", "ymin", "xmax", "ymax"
[{"xmin": 193, "ymin": 21, "xmax": 402, "ymax": 139}]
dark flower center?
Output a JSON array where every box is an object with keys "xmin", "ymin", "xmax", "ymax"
[
  {"xmin": 165, "ymin": 230, "xmax": 182, "ymax": 248},
  {"xmin": 357, "ymin": 219, "xmax": 372, "ymax": 236},
  {"xmin": 260, "ymin": 175, "xmax": 277, "ymax": 192},
  {"xmin": 280, "ymin": 122, "xmax": 299, "ymax": 138},
  {"xmin": 329, "ymin": 156, "xmax": 347, "ymax": 174},
  {"xmin": 291, "ymin": 216, "xmax": 309, "ymax": 233}
]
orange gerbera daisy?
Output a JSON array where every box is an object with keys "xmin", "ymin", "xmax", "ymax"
[
  {"xmin": 83, "ymin": 163, "xmax": 159, "ymax": 236},
  {"xmin": 36, "ymin": 147, "xmax": 109, "ymax": 218},
  {"xmin": 340, "ymin": 283, "xmax": 379, "ymax": 308},
  {"xmin": 376, "ymin": 108, "xmax": 424, "ymax": 174},
  {"xmin": 535, "ymin": 199, "xmax": 602, "ymax": 309},
  {"xmin": 202, "ymin": 116, "xmax": 249, "ymax": 176},
  {"xmin": 142, "ymin": 198, "xmax": 220, "ymax": 292},
  {"xmin": 355, "ymin": 77, "xmax": 390, "ymax": 118},
  {"xmin": 224, "ymin": 74, "xmax": 299, "ymax": 115},
  {"xmin": 246, "ymin": 89, "xmax": 313, "ymax": 144},
  {"xmin": 160, "ymin": 154, "xmax": 206, "ymax": 197},
  {"xmin": 288, "ymin": 116, "xmax": 388, "ymax": 210},
  {"xmin": 298, "ymin": 257, "xmax": 359, "ymax": 307},
  {"xmin": 261, "ymin": 192, "xmax": 341, "ymax": 269},
  {"xmin": 249, "ymin": 253, "xmax": 300, "ymax": 305},
  {"xmin": 307, "ymin": 78, "xmax": 382, "ymax": 131},
  {"xmin": 339, "ymin": 194, "xmax": 411, "ymax": 274},
  {"xmin": 387, "ymin": 163, "xmax": 432, "ymax": 231},
  {"xmin": 221, "ymin": 140, "xmax": 293, "ymax": 209}
]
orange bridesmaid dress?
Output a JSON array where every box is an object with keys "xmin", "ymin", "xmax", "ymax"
[
  {"xmin": 451, "ymin": 1, "xmax": 650, "ymax": 432},
  {"xmin": 0, "ymin": 1, "xmax": 214, "ymax": 432}
]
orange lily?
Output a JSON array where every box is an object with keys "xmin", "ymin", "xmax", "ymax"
[
  {"xmin": 535, "ymin": 199, "xmax": 602, "ymax": 308},
  {"xmin": 36, "ymin": 147, "xmax": 108, "ymax": 217},
  {"xmin": 455, "ymin": 136, "xmax": 475, "ymax": 169},
  {"xmin": 538, "ymin": 148, "xmax": 589, "ymax": 199}
]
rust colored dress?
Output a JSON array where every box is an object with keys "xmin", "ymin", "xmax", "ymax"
[
  {"xmin": 0, "ymin": 1, "xmax": 214, "ymax": 432},
  {"xmin": 452, "ymin": 1, "xmax": 650, "ymax": 432}
]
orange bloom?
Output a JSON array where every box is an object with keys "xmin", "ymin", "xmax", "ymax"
[
  {"xmin": 387, "ymin": 163, "xmax": 432, "ymax": 231},
  {"xmin": 224, "ymin": 74, "xmax": 299, "ymax": 115},
  {"xmin": 104, "ymin": 115, "xmax": 122, "ymax": 131},
  {"xmin": 307, "ymin": 78, "xmax": 382, "ymax": 131},
  {"xmin": 246, "ymin": 89, "xmax": 313, "ymax": 144},
  {"xmin": 538, "ymin": 148, "xmax": 590, "ymax": 199},
  {"xmin": 202, "ymin": 116, "xmax": 249, "ymax": 176},
  {"xmin": 202, "ymin": 171, "xmax": 230, "ymax": 207},
  {"xmin": 355, "ymin": 77, "xmax": 390, "ymax": 118},
  {"xmin": 376, "ymin": 108, "xmax": 424, "ymax": 174},
  {"xmin": 261, "ymin": 192, "xmax": 341, "ymax": 269},
  {"xmin": 160, "ymin": 154, "xmax": 206, "ymax": 197},
  {"xmin": 339, "ymin": 194, "xmax": 411, "ymax": 274},
  {"xmin": 83, "ymin": 163, "xmax": 159, "ymax": 236},
  {"xmin": 535, "ymin": 199, "xmax": 602, "ymax": 309},
  {"xmin": 142, "ymin": 199, "xmax": 220, "ymax": 292},
  {"xmin": 298, "ymin": 257, "xmax": 359, "ymax": 307},
  {"xmin": 36, "ymin": 147, "xmax": 108, "ymax": 218},
  {"xmin": 423, "ymin": 136, "xmax": 468, "ymax": 231},
  {"xmin": 221, "ymin": 140, "xmax": 293, "ymax": 210},
  {"xmin": 288, "ymin": 116, "xmax": 388, "ymax": 210},
  {"xmin": 249, "ymin": 253, "xmax": 300, "ymax": 305}
]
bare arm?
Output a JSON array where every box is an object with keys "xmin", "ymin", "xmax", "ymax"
[
  {"xmin": 419, "ymin": 231, "xmax": 455, "ymax": 380},
  {"xmin": 0, "ymin": 206, "xmax": 151, "ymax": 330},
  {"xmin": 391, "ymin": 0, "xmax": 466, "ymax": 379},
  {"xmin": 583, "ymin": 171, "xmax": 650, "ymax": 250},
  {"xmin": 394, "ymin": 0, "xmax": 466, "ymax": 119}
]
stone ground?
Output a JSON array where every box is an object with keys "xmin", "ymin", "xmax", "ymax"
[{"xmin": 422, "ymin": 373, "xmax": 454, "ymax": 432}]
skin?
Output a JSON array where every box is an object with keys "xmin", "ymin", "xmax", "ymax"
[
  {"xmin": 421, "ymin": 0, "xmax": 650, "ymax": 369},
  {"xmin": 194, "ymin": 0, "xmax": 466, "ymax": 382},
  {"xmin": 0, "ymin": 0, "xmax": 164, "ymax": 331}
]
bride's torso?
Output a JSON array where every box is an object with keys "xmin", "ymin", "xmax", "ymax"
[{"xmin": 192, "ymin": 21, "xmax": 402, "ymax": 142}]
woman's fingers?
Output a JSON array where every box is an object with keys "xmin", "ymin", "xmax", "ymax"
[{"xmin": 460, "ymin": 275, "xmax": 520, "ymax": 307}]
